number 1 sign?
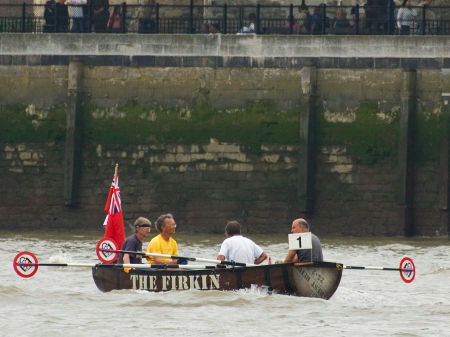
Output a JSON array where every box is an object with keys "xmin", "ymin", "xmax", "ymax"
[{"xmin": 288, "ymin": 232, "xmax": 312, "ymax": 250}]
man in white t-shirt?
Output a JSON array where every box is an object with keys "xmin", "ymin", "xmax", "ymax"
[
  {"xmin": 67, "ymin": 0, "xmax": 87, "ymax": 32},
  {"xmin": 217, "ymin": 220, "xmax": 267, "ymax": 265}
]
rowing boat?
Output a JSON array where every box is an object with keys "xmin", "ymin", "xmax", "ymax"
[
  {"xmin": 13, "ymin": 249, "xmax": 414, "ymax": 297},
  {"xmin": 91, "ymin": 261, "xmax": 343, "ymax": 299}
]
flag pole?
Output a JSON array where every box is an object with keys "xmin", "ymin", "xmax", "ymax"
[{"xmin": 102, "ymin": 162, "xmax": 126, "ymax": 254}]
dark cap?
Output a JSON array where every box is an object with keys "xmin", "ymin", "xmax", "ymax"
[{"xmin": 134, "ymin": 217, "xmax": 151, "ymax": 228}]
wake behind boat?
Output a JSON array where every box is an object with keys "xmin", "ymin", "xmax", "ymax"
[{"xmin": 91, "ymin": 261, "xmax": 343, "ymax": 299}]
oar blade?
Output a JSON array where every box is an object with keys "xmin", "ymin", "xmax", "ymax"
[
  {"xmin": 13, "ymin": 251, "xmax": 39, "ymax": 278},
  {"xmin": 96, "ymin": 238, "xmax": 119, "ymax": 264},
  {"xmin": 399, "ymin": 257, "xmax": 415, "ymax": 283}
]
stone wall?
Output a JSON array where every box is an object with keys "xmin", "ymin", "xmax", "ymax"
[
  {"xmin": 0, "ymin": 34, "xmax": 448, "ymax": 236},
  {"xmin": 1, "ymin": 141, "xmax": 300, "ymax": 233}
]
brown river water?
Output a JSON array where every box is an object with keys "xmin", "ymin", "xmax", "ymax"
[{"xmin": 1, "ymin": 230, "xmax": 449, "ymax": 337}]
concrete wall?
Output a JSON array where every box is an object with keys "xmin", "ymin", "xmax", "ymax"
[
  {"xmin": 0, "ymin": 34, "xmax": 448, "ymax": 236},
  {"xmin": 2, "ymin": 34, "xmax": 450, "ymax": 59}
]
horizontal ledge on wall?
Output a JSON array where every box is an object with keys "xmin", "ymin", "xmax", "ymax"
[{"xmin": 0, "ymin": 55, "xmax": 449, "ymax": 69}]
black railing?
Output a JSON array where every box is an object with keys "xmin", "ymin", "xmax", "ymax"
[{"xmin": 0, "ymin": 2, "xmax": 448, "ymax": 35}]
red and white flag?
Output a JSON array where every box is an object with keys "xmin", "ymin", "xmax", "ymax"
[{"xmin": 103, "ymin": 164, "xmax": 125, "ymax": 252}]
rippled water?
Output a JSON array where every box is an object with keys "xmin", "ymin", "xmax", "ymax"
[{"xmin": 1, "ymin": 231, "xmax": 449, "ymax": 337}]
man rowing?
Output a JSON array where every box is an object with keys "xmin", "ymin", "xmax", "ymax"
[
  {"xmin": 217, "ymin": 220, "xmax": 267, "ymax": 265},
  {"xmin": 146, "ymin": 213, "xmax": 179, "ymax": 265},
  {"xmin": 118, "ymin": 217, "xmax": 151, "ymax": 273},
  {"xmin": 284, "ymin": 218, "xmax": 323, "ymax": 263}
]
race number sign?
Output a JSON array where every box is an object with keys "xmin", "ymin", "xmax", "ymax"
[
  {"xmin": 13, "ymin": 251, "xmax": 39, "ymax": 278},
  {"xmin": 288, "ymin": 232, "xmax": 312, "ymax": 251},
  {"xmin": 96, "ymin": 238, "xmax": 119, "ymax": 264}
]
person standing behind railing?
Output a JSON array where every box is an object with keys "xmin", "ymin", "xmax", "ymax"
[
  {"xmin": 68, "ymin": 0, "xmax": 87, "ymax": 32},
  {"xmin": 385, "ymin": 0, "xmax": 396, "ymax": 34},
  {"xmin": 310, "ymin": 4, "xmax": 329, "ymax": 34},
  {"xmin": 397, "ymin": 0, "xmax": 417, "ymax": 34},
  {"xmin": 237, "ymin": 13, "xmax": 256, "ymax": 35},
  {"xmin": 298, "ymin": 6, "xmax": 312, "ymax": 34},
  {"xmin": 107, "ymin": 5, "xmax": 122, "ymax": 33},
  {"xmin": 43, "ymin": 0, "xmax": 56, "ymax": 32},
  {"xmin": 332, "ymin": 7, "xmax": 350, "ymax": 34},
  {"xmin": 56, "ymin": 0, "xmax": 69, "ymax": 32},
  {"xmin": 91, "ymin": 0, "xmax": 109, "ymax": 33},
  {"xmin": 44, "ymin": 0, "xmax": 69, "ymax": 33},
  {"xmin": 284, "ymin": 15, "xmax": 300, "ymax": 34}
]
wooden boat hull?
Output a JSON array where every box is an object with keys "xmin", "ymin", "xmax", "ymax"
[{"xmin": 92, "ymin": 262, "xmax": 342, "ymax": 299}]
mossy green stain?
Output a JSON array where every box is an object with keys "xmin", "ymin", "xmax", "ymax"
[
  {"xmin": 82, "ymin": 100, "xmax": 300, "ymax": 154},
  {"xmin": 0, "ymin": 104, "xmax": 66, "ymax": 143},
  {"xmin": 316, "ymin": 102, "xmax": 399, "ymax": 164},
  {"xmin": 3, "ymin": 100, "xmax": 445, "ymax": 164},
  {"xmin": 414, "ymin": 112, "xmax": 449, "ymax": 162}
]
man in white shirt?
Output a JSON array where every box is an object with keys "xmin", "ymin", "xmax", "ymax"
[
  {"xmin": 217, "ymin": 220, "xmax": 267, "ymax": 265},
  {"xmin": 67, "ymin": 0, "xmax": 87, "ymax": 32}
]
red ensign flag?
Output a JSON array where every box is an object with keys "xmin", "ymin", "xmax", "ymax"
[{"xmin": 103, "ymin": 164, "xmax": 125, "ymax": 251}]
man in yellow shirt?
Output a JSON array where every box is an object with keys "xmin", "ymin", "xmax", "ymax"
[{"xmin": 146, "ymin": 213, "xmax": 179, "ymax": 264}]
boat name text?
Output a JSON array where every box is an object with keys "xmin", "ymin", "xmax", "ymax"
[{"xmin": 130, "ymin": 274, "xmax": 221, "ymax": 291}]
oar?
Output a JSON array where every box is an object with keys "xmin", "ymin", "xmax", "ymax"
[
  {"xmin": 12, "ymin": 251, "xmax": 216, "ymax": 278},
  {"xmin": 344, "ymin": 265, "xmax": 408, "ymax": 271},
  {"xmin": 342, "ymin": 257, "xmax": 416, "ymax": 283},
  {"xmin": 15, "ymin": 262, "xmax": 209, "ymax": 269},
  {"xmin": 98, "ymin": 248, "xmax": 254, "ymax": 267}
]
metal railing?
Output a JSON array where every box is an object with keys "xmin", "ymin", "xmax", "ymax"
[{"xmin": 0, "ymin": 2, "xmax": 448, "ymax": 35}]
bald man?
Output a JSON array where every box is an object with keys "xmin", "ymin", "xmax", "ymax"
[{"xmin": 284, "ymin": 218, "xmax": 323, "ymax": 263}]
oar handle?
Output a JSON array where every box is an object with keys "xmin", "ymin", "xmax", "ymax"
[
  {"xmin": 100, "ymin": 249, "xmax": 253, "ymax": 267},
  {"xmin": 142, "ymin": 253, "xmax": 253, "ymax": 267},
  {"xmin": 16, "ymin": 263, "xmax": 96, "ymax": 268},
  {"xmin": 16, "ymin": 262, "xmax": 215, "ymax": 270},
  {"xmin": 344, "ymin": 265, "xmax": 413, "ymax": 271},
  {"xmin": 95, "ymin": 263, "xmax": 216, "ymax": 270}
]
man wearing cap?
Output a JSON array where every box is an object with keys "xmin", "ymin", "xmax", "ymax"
[
  {"xmin": 284, "ymin": 218, "xmax": 323, "ymax": 263},
  {"xmin": 118, "ymin": 217, "xmax": 151, "ymax": 272},
  {"xmin": 146, "ymin": 213, "xmax": 179, "ymax": 265}
]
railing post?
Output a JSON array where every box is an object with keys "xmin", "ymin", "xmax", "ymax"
[
  {"xmin": 223, "ymin": 3, "xmax": 227, "ymax": 34},
  {"xmin": 21, "ymin": 2, "xmax": 26, "ymax": 32},
  {"xmin": 189, "ymin": 0, "xmax": 194, "ymax": 34},
  {"xmin": 156, "ymin": 3, "xmax": 160, "ymax": 33},
  {"xmin": 387, "ymin": 0, "xmax": 392, "ymax": 34},
  {"xmin": 421, "ymin": 5, "xmax": 426, "ymax": 35},
  {"xmin": 53, "ymin": 1, "xmax": 57, "ymax": 32},
  {"xmin": 355, "ymin": 4, "xmax": 359, "ymax": 35},
  {"xmin": 121, "ymin": 2, "xmax": 127, "ymax": 33},
  {"xmin": 289, "ymin": 4, "xmax": 294, "ymax": 34},
  {"xmin": 321, "ymin": 3, "xmax": 326, "ymax": 34},
  {"xmin": 239, "ymin": 6, "xmax": 243, "ymax": 32},
  {"xmin": 256, "ymin": 4, "xmax": 260, "ymax": 34}
]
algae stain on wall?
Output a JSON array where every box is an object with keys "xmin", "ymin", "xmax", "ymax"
[
  {"xmin": 81, "ymin": 98, "xmax": 300, "ymax": 154},
  {"xmin": 0, "ymin": 104, "xmax": 66, "ymax": 143},
  {"xmin": 316, "ymin": 101, "xmax": 400, "ymax": 165},
  {"xmin": 415, "ymin": 110, "xmax": 449, "ymax": 162}
]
